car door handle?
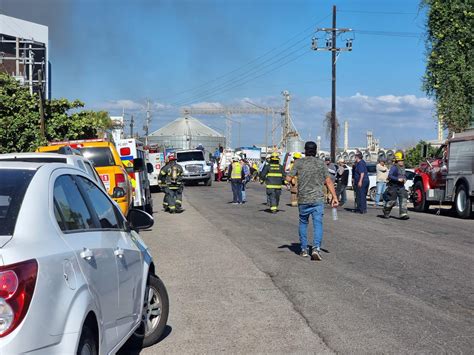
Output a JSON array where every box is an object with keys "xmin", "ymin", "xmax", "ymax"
[
  {"xmin": 80, "ymin": 248, "xmax": 93, "ymax": 260},
  {"xmin": 114, "ymin": 247, "xmax": 124, "ymax": 258}
]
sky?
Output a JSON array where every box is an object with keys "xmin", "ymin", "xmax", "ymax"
[{"xmin": 1, "ymin": 0, "xmax": 437, "ymax": 149}]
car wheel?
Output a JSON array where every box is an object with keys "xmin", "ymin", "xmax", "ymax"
[
  {"xmin": 455, "ymin": 184, "xmax": 472, "ymax": 219},
  {"xmin": 77, "ymin": 325, "xmax": 97, "ymax": 355},
  {"xmin": 369, "ymin": 187, "xmax": 376, "ymax": 201},
  {"xmin": 137, "ymin": 275, "xmax": 169, "ymax": 348},
  {"xmin": 413, "ymin": 181, "xmax": 429, "ymax": 212}
]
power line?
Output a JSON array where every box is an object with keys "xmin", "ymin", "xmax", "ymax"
[
  {"xmin": 337, "ymin": 9, "xmax": 418, "ymax": 15},
  {"xmin": 353, "ymin": 30, "xmax": 422, "ymax": 38},
  {"xmin": 159, "ymin": 13, "xmax": 331, "ymax": 104},
  {"xmin": 177, "ymin": 50, "xmax": 312, "ymax": 107},
  {"xmin": 172, "ymin": 42, "xmax": 311, "ymax": 106}
]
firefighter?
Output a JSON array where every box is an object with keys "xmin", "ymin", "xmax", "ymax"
[
  {"xmin": 260, "ymin": 152, "xmax": 286, "ymax": 213},
  {"xmin": 383, "ymin": 151, "xmax": 409, "ymax": 220},
  {"xmin": 159, "ymin": 153, "xmax": 184, "ymax": 214},
  {"xmin": 289, "ymin": 152, "xmax": 302, "ymax": 207}
]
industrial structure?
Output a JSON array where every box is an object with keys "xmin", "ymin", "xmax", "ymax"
[
  {"xmin": 0, "ymin": 14, "xmax": 50, "ymax": 98},
  {"xmin": 148, "ymin": 116, "xmax": 225, "ymax": 154},
  {"xmin": 180, "ymin": 91, "xmax": 304, "ymax": 152}
]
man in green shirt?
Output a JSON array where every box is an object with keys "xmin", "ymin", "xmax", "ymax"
[{"xmin": 287, "ymin": 141, "xmax": 338, "ymax": 261}]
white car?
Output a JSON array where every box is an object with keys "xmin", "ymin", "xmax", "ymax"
[
  {"xmin": 368, "ymin": 168, "xmax": 415, "ymax": 201},
  {"xmin": 0, "ymin": 161, "xmax": 168, "ymax": 354},
  {"xmin": 346, "ymin": 164, "xmax": 414, "ymax": 200},
  {"xmin": 0, "ymin": 150, "xmax": 106, "ymax": 191}
]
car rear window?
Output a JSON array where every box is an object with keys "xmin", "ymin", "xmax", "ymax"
[
  {"xmin": 177, "ymin": 152, "xmax": 204, "ymax": 162},
  {"xmin": 0, "ymin": 169, "xmax": 36, "ymax": 236},
  {"xmin": 78, "ymin": 147, "xmax": 115, "ymax": 167}
]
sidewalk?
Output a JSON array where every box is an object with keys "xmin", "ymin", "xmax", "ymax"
[{"xmin": 140, "ymin": 194, "xmax": 332, "ymax": 354}]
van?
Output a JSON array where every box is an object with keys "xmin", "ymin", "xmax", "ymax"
[{"xmin": 37, "ymin": 139, "xmax": 133, "ymax": 215}]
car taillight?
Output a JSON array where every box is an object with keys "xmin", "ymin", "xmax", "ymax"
[
  {"xmin": 0, "ymin": 259, "xmax": 38, "ymax": 337},
  {"xmin": 115, "ymin": 173, "xmax": 127, "ymax": 189}
]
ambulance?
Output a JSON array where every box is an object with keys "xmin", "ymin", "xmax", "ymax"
[{"xmin": 116, "ymin": 138, "xmax": 154, "ymax": 214}]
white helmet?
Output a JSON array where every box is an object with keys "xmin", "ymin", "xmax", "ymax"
[{"xmin": 232, "ymin": 155, "xmax": 239, "ymax": 162}]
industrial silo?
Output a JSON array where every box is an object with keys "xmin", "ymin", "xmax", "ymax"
[{"xmin": 148, "ymin": 116, "xmax": 226, "ymax": 157}]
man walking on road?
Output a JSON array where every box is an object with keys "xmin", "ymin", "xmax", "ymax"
[
  {"xmin": 287, "ymin": 141, "xmax": 339, "ymax": 261},
  {"xmin": 260, "ymin": 152, "xmax": 286, "ymax": 213},
  {"xmin": 383, "ymin": 151, "xmax": 410, "ymax": 220},
  {"xmin": 228, "ymin": 156, "xmax": 244, "ymax": 204}
]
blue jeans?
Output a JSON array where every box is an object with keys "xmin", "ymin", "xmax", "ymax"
[
  {"xmin": 298, "ymin": 203, "xmax": 324, "ymax": 251},
  {"xmin": 375, "ymin": 181, "xmax": 386, "ymax": 206},
  {"xmin": 231, "ymin": 180, "xmax": 243, "ymax": 203},
  {"xmin": 357, "ymin": 180, "xmax": 369, "ymax": 213}
]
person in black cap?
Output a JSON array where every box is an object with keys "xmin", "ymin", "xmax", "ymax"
[{"xmin": 286, "ymin": 141, "xmax": 338, "ymax": 261}]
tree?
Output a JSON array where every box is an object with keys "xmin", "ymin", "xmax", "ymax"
[
  {"xmin": 0, "ymin": 73, "xmax": 112, "ymax": 153},
  {"xmin": 405, "ymin": 140, "xmax": 437, "ymax": 168},
  {"xmin": 422, "ymin": 0, "xmax": 474, "ymax": 132}
]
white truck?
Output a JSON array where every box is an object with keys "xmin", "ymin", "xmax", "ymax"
[{"xmin": 176, "ymin": 149, "xmax": 213, "ymax": 186}]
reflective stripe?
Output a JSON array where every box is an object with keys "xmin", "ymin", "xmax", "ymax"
[
  {"xmin": 169, "ymin": 206, "xmax": 176, "ymax": 209},
  {"xmin": 160, "ymin": 170, "xmax": 167, "ymax": 175},
  {"xmin": 169, "ymin": 187, "xmax": 180, "ymax": 190},
  {"xmin": 270, "ymin": 164, "xmax": 280, "ymax": 168},
  {"xmin": 267, "ymin": 173, "xmax": 282, "ymax": 177},
  {"xmin": 270, "ymin": 206, "xmax": 278, "ymax": 210},
  {"xmin": 231, "ymin": 162, "xmax": 242, "ymax": 179},
  {"xmin": 266, "ymin": 185, "xmax": 282, "ymax": 189},
  {"xmin": 163, "ymin": 202, "xmax": 169, "ymax": 206},
  {"xmin": 176, "ymin": 200, "xmax": 182, "ymax": 203}
]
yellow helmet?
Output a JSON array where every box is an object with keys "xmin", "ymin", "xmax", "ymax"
[
  {"xmin": 293, "ymin": 152, "xmax": 302, "ymax": 159},
  {"xmin": 394, "ymin": 151, "xmax": 404, "ymax": 161},
  {"xmin": 270, "ymin": 152, "xmax": 279, "ymax": 160}
]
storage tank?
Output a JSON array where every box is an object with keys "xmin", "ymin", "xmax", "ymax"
[
  {"xmin": 148, "ymin": 116, "xmax": 225, "ymax": 158},
  {"xmin": 286, "ymin": 135, "xmax": 304, "ymax": 153}
]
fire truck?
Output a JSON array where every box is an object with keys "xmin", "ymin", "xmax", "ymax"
[{"xmin": 411, "ymin": 128, "xmax": 474, "ymax": 218}]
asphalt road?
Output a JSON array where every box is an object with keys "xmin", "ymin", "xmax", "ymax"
[{"xmin": 137, "ymin": 181, "xmax": 474, "ymax": 354}]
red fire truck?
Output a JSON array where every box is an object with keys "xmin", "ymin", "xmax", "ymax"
[{"xmin": 411, "ymin": 128, "xmax": 474, "ymax": 218}]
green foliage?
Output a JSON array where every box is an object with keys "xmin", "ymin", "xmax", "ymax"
[
  {"xmin": 422, "ymin": 0, "xmax": 474, "ymax": 132},
  {"xmin": 405, "ymin": 140, "xmax": 437, "ymax": 168},
  {"xmin": 0, "ymin": 73, "xmax": 112, "ymax": 153}
]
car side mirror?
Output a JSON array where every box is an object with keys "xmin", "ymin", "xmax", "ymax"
[
  {"xmin": 146, "ymin": 162, "xmax": 154, "ymax": 174},
  {"xmin": 133, "ymin": 158, "xmax": 145, "ymax": 172},
  {"xmin": 127, "ymin": 209, "xmax": 154, "ymax": 231}
]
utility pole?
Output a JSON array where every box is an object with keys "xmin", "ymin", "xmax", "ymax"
[
  {"xmin": 37, "ymin": 69, "xmax": 45, "ymax": 138},
  {"xmin": 331, "ymin": 6, "xmax": 337, "ymax": 163},
  {"xmin": 311, "ymin": 5, "xmax": 353, "ymax": 161},
  {"xmin": 130, "ymin": 115, "xmax": 134, "ymax": 138},
  {"xmin": 144, "ymin": 99, "xmax": 151, "ymax": 145},
  {"xmin": 281, "ymin": 91, "xmax": 291, "ymax": 149}
]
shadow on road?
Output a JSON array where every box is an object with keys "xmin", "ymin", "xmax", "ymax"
[
  {"xmin": 278, "ymin": 243, "xmax": 330, "ymax": 255},
  {"xmin": 118, "ymin": 325, "xmax": 173, "ymax": 354}
]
